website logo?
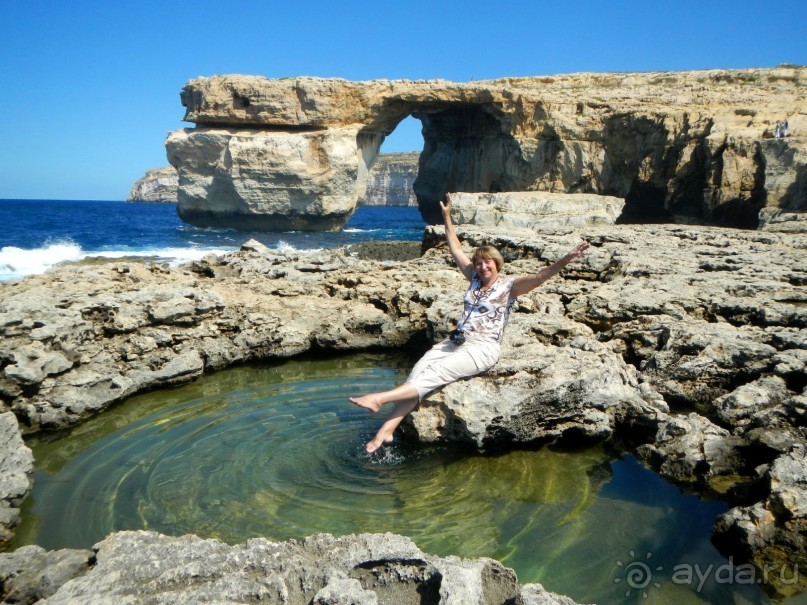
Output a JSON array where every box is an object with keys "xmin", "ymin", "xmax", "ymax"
[{"xmin": 614, "ymin": 551, "xmax": 662, "ymax": 599}]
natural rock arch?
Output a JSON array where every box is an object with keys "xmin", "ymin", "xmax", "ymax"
[{"xmin": 166, "ymin": 69, "xmax": 806, "ymax": 231}]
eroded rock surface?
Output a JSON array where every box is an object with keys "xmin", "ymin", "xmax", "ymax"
[
  {"xmin": 0, "ymin": 531, "xmax": 580, "ymax": 605},
  {"xmin": 169, "ymin": 68, "xmax": 807, "ymax": 230},
  {"xmin": 127, "ymin": 166, "xmax": 178, "ymax": 203},
  {"xmin": 0, "ymin": 544, "xmax": 93, "ymax": 605},
  {"xmin": 0, "ymin": 412, "xmax": 32, "ymax": 543},
  {"xmin": 449, "ymin": 191, "xmax": 625, "ymax": 231},
  {"xmin": 362, "ymin": 152, "xmax": 419, "ymax": 207},
  {"xmin": 1, "ymin": 221, "xmax": 806, "ymax": 599}
]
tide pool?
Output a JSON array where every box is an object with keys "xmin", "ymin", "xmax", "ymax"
[{"xmin": 10, "ymin": 353, "xmax": 799, "ymax": 604}]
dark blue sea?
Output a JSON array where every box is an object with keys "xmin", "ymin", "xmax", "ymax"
[{"xmin": 0, "ymin": 200, "xmax": 426, "ymax": 281}]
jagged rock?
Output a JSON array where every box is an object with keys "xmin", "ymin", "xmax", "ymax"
[
  {"xmin": 27, "ymin": 531, "xmax": 578, "ymax": 605},
  {"xmin": 634, "ymin": 412, "xmax": 746, "ymax": 487},
  {"xmin": 759, "ymin": 208, "xmax": 807, "ymax": 232},
  {"xmin": 520, "ymin": 583, "xmax": 589, "ymax": 605},
  {"xmin": 714, "ymin": 375, "xmax": 792, "ymax": 431},
  {"xmin": 449, "ymin": 191, "xmax": 625, "ymax": 230},
  {"xmin": 713, "ymin": 446, "xmax": 807, "ymax": 599},
  {"xmin": 0, "ymin": 412, "xmax": 33, "ymax": 544},
  {"xmin": 406, "ymin": 338, "xmax": 667, "ymax": 448},
  {"xmin": 0, "ymin": 545, "xmax": 93, "ymax": 605},
  {"xmin": 168, "ymin": 68, "xmax": 807, "ymax": 231},
  {"xmin": 1, "ymin": 221, "xmax": 807, "ymax": 598},
  {"xmin": 127, "ymin": 166, "xmax": 178, "ymax": 202}
]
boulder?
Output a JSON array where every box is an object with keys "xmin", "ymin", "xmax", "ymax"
[
  {"xmin": 713, "ymin": 446, "xmax": 807, "ymax": 599},
  {"xmin": 406, "ymin": 338, "xmax": 666, "ymax": 448},
  {"xmin": 0, "ymin": 545, "xmax": 93, "ymax": 605},
  {"xmin": 448, "ymin": 191, "xmax": 625, "ymax": 230}
]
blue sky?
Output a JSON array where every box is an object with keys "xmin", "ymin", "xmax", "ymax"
[{"xmin": 1, "ymin": 0, "xmax": 804, "ymax": 201}]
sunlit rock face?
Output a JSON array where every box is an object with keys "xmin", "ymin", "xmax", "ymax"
[
  {"xmin": 448, "ymin": 191, "xmax": 625, "ymax": 230},
  {"xmin": 126, "ymin": 166, "xmax": 177, "ymax": 203},
  {"xmin": 166, "ymin": 126, "xmax": 363, "ymax": 231},
  {"xmin": 361, "ymin": 152, "xmax": 419, "ymax": 207},
  {"xmin": 168, "ymin": 68, "xmax": 806, "ymax": 231}
]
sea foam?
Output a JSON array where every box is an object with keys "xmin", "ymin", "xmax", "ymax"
[
  {"xmin": 0, "ymin": 241, "xmax": 84, "ymax": 281},
  {"xmin": 0, "ymin": 241, "xmax": 234, "ymax": 282}
]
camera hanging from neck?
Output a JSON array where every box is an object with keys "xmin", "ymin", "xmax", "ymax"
[{"xmin": 449, "ymin": 286, "xmax": 485, "ymax": 346}]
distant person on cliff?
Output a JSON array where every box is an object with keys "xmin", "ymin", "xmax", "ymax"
[{"xmin": 350, "ymin": 192, "xmax": 590, "ymax": 453}]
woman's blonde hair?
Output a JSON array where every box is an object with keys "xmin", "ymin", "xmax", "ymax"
[{"xmin": 472, "ymin": 245, "xmax": 504, "ymax": 272}]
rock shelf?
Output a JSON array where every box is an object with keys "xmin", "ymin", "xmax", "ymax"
[{"xmin": 1, "ymin": 221, "xmax": 806, "ymax": 601}]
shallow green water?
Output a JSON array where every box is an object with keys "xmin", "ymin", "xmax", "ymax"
[{"xmin": 11, "ymin": 353, "xmax": 802, "ymax": 604}]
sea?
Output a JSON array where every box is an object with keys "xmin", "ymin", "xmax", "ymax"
[{"xmin": 0, "ymin": 199, "xmax": 426, "ymax": 281}]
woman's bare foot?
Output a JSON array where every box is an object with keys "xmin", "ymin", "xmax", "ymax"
[
  {"xmin": 349, "ymin": 395, "xmax": 382, "ymax": 413},
  {"xmin": 366, "ymin": 430, "xmax": 394, "ymax": 454}
]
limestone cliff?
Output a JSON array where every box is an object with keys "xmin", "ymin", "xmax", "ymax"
[
  {"xmin": 360, "ymin": 152, "xmax": 418, "ymax": 207},
  {"xmin": 167, "ymin": 67, "xmax": 806, "ymax": 231},
  {"xmin": 126, "ymin": 166, "xmax": 179, "ymax": 202}
]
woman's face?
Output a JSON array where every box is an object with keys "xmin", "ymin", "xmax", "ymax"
[{"xmin": 474, "ymin": 257, "xmax": 499, "ymax": 285}]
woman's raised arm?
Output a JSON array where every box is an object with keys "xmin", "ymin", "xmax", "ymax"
[
  {"xmin": 511, "ymin": 240, "xmax": 590, "ymax": 298},
  {"xmin": 440, "ymin": 193, "xmax": 474, "ymax": 281}
]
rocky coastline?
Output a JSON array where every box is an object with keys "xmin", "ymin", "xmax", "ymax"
[{"xmin": 1, "ymin": 200, "xmax": 806, "ymax": 601}]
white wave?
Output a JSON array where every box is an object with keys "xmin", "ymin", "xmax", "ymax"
[
  {"xmin": 0, "ymin": 241, "xmax": 234, "ymax": 282},
  {"xmin": 274, "ymin": 240, "xmax": 323, "ymax": 254},
  {"xmin": 0, "ymin": 241, "xmax": 84, "ymax": 281},
  {"xmin": 88, "ymin": 247, "xmax": 233, "ymax": 265}
]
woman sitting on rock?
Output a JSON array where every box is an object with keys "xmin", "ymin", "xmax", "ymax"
[{"xmin": 351, "ymin": 193, "xmax": 590, "ymax": 453}]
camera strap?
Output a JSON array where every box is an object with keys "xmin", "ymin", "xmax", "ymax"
[{"xmin": 456, "ymin": 284, "xmax": 485, "ymax": 331}]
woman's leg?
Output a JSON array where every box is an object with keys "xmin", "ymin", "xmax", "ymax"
[
  {"xmin": 354, "ymin": 338, "xmax": 499, "ymax": 453},
  {"xmin": 365, "ymin": 396, "xmax": 419, "ymax": 453},
  {"xmin": 349, "ymin": 382, "xmax": 419, "ymax": 413}
]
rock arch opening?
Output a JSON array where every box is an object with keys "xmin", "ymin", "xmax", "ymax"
[
  {"xmin": 359, "ymin": 116, "xmax": 423, "ymax": 208},
  {"xmin": 359, "ymin": 101, "xmax": 521, "ymax": 225}
]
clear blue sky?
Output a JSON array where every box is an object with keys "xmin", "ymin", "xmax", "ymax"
[{"xmin": 1, "ymin": 0, "xmax": 804, "ymax": 201}]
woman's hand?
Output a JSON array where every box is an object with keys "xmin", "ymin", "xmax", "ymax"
[
  {"xmin": 567, "ymin": 240, "xmax": 591, "ymax": 262},
  {"xmin": 439, "ymin": 193, "xmax": 453, "ymax": 223}
]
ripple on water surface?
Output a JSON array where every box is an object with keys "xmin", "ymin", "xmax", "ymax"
[{"xmin": 13, "ymin": 353, "xmax": 795, "ymax": 605}]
